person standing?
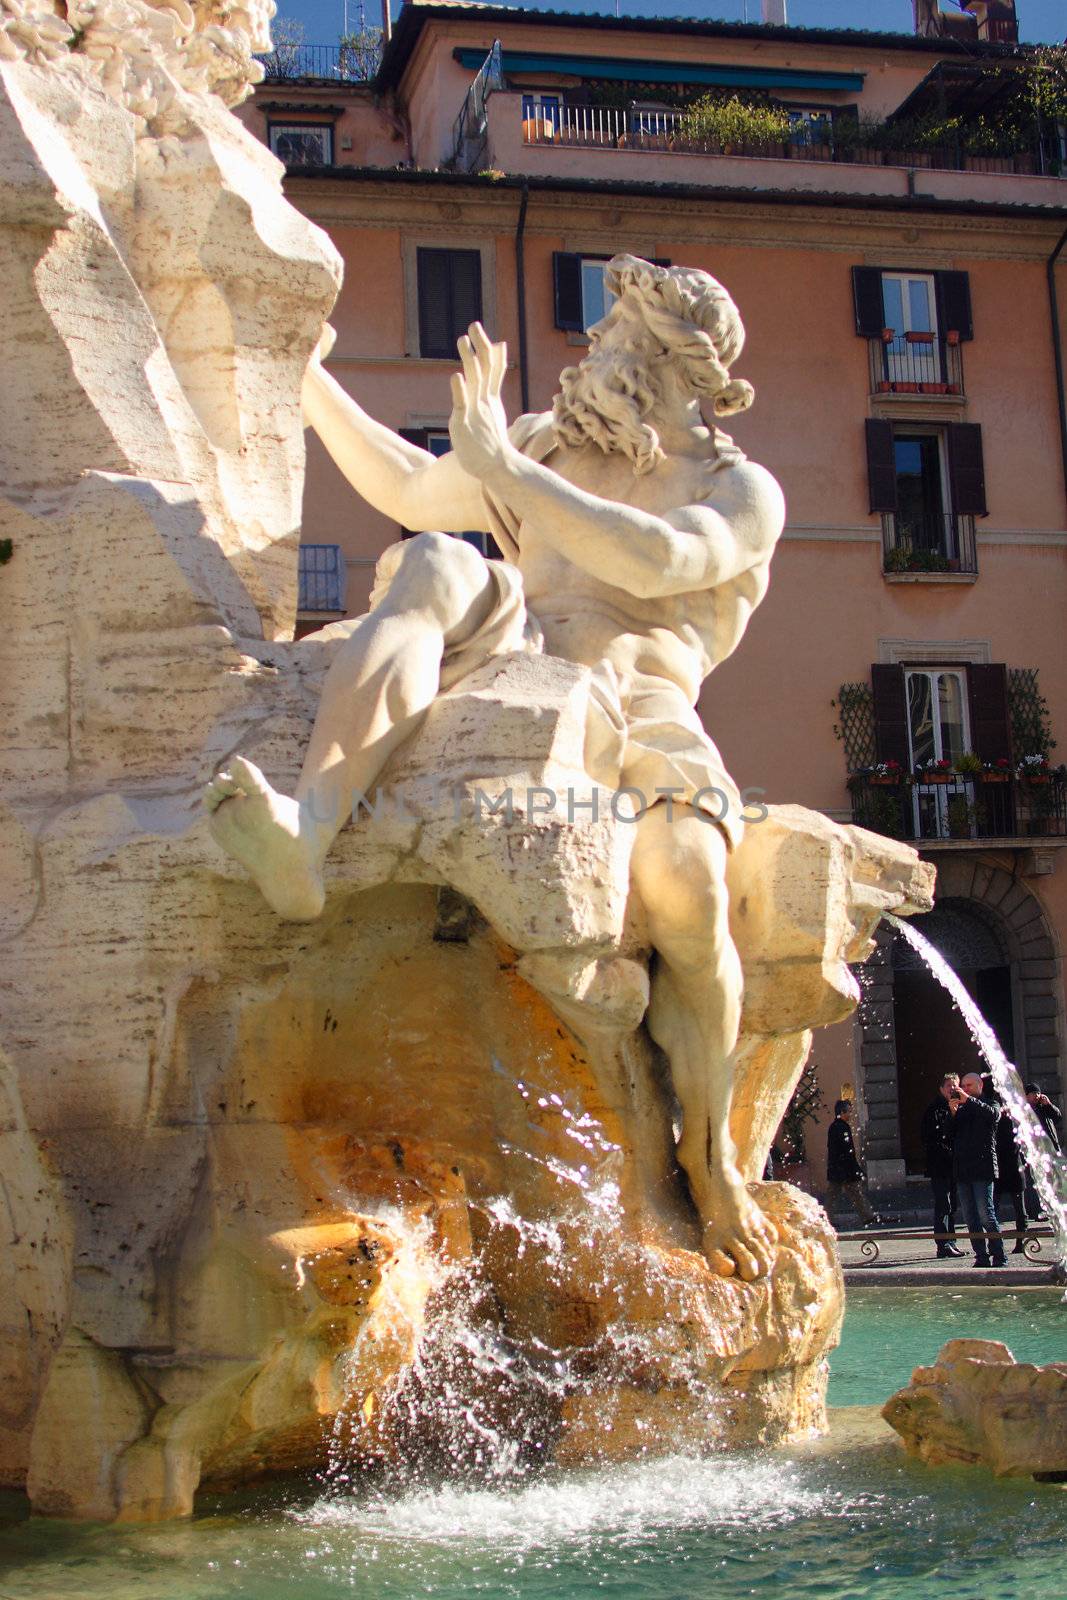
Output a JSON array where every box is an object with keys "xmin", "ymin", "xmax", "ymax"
[
  {"xmin": 1024, "ymin": 1082, "xmax": 1063, "ymax": 1219},
  {"xmin": 951, "ymin": 1072, "xmax": 1007, "ymax": 1268},
  {"xmin": 825, "ymin": 1101, "xmax": 879, "ymax": 1228},
  {"xmin": 983, "ymin": 1080, "xmax": 1028, "ymax": 1254},
  {"xmin": 920, "ymin": 1073, "xmax": 964, "ymax": 1258}
]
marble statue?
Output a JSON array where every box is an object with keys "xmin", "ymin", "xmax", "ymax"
[
  {"xmin": 207, "ymin": 257, "xmax": 787, "ymax": 1283},
  {"xmin": 1, "ymin": 11, "xmax": 935, "ymax": 1506}
]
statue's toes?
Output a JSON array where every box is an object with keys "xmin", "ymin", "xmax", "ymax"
[
  {"xmin": 705, "ymin": 1243, "xmax": 736, "ymax": 1278},
  {"xmin": 728, "ymin": 1238, "xmax": 763, "ymax": 1281},
  {"xmin": 204, "ymin": 772, "xmax": 239, "ymax": 811}
]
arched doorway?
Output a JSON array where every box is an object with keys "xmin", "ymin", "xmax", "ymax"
[{"xmin": 891, "ymin": 899, "xmax": 1014, "ymax": 1175}]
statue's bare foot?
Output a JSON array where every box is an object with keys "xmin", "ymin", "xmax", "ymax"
[
  {"xmin": 701, "ymin": 1171, "xmax": 778, "ymax": 1282},
  {"xmin": 205, "ymin": 756, "xmax": 325, "ymax": 922}
]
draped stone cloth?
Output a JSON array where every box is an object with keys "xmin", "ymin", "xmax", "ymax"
[{"xmin": 370, "ymin": 414, "xmax": 745, "ymax": 848}]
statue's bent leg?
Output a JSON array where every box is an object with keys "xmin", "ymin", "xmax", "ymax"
[
  {"xmin": 206, "ymin": 533, "xmax": 496, "ymax": 920},
  {"xmin": 630, "ymin": 803, "xmax": 777, "ymax": 1280}
]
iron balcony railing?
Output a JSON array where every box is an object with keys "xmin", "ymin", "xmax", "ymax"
[
  {"xmin": 882, "ymin": 512, "xmax": 977, "ymax": 576},
  {"xmin": 866, "ymin": 332, "xmax": 964, "ymax": 395},
  {"xmin": 519, "ymin": 103, "xmax": 1064, "ymax": 177},
  {"xmin": 848, "ymin": 771, "xmax": 1067, "ymax": 844},
  {"xmin": 256, "ymin": 43, "xmax": 380, "ymax": 82}
]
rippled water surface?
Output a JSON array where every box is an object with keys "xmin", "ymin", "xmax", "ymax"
[{"xmin": 2, "ymin": 1288, "xmax": 1064, "ymax": 1600}]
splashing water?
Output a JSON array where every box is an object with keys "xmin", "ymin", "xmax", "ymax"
[{"xmin": 886, "ymin": 914, "xmax": 1067, "ymax": 1271}]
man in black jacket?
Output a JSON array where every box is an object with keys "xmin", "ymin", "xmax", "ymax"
[
  {"xmin": 920, "ymin": 1073, "xmax": 965, "ymax": 1258},
  {"xmin": 1024, "ymin": 1082, "xmax": 1063, "ymax": 1218},
  {"xmin": 952, "ymin": 1072, "xmax": 1007, "ymax": 1268},
  {"xmin": 825, "ymin": 1100, "xmax": 879, "ymax": 1228}
]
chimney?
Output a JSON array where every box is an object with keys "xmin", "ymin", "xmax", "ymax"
[
  {"xmin": 960, "ymin": 1, "xmax": 1019, "ymax": 44},
  {"xmin": 761, "ymin": 0, "xmax": 787, "ymax": 23}
]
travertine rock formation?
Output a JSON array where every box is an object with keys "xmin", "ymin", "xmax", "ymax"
[
  {"xmin": 0, "ymin": 38, "xmax": 934, "ymax": 1521},
  {"xmin": 883, "ymin": 1339, "xmax": 1067, "ymax": 1479}
]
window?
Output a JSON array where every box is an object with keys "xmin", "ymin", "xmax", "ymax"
[
  {"xmin": 521, "ymin": 93, "xmax": 561, "ymax": 136},
  {"xmin": 268, "ymin": 123, "xmax": 333, "ymax": 167},
  {"xmin": 298, "ymin": 543, "xmax": 346, "ymax": 614},
  {"xmin": 865, "ymin": 419, "xmax": 985, "ymax": 574},
  {"xmin": 869, "ymin": 662, "xmax": 1015, "ymax": 840},
  {"xmin": 785, "ymin": 107, "xmax": 833, "ymax": 146},
  {"xmin": 416, "ymin": 248, "xmax": 483, "ymax": 360},
  {"xmin": 553, "ymin": 252, "xmax": 671, "ymax": 334},
  {"xmin": 905, "ymin": 667, "xmax": 969, "ymax": 770},
  {"xmin": 397, "ymin": 429, "xmax": 501, "ymax": 559},
  {"xmin": 852, "ymin": 266, "xmax": 971, "ymax": 392}
]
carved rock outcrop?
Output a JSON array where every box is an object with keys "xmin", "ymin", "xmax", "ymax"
[{"xmin": 883, "ymin": 1339, "xmax": 1067, "ymax": 1480}]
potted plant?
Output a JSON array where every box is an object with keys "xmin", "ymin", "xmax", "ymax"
[
  {"xmin": 870, "ymin": 759, "xmax": 903, "ymax": 786},
  {"xmin": 954, "ymin": 752, "xmax": 982, "ymax": 776},
  {"xmin": 982, "ymin": 757, "xmax": 1012, "ymax": 783},
  {"xmin": 919, "ymin": 758, "xmax": 954, "ymax": 783},
  {"xmin": 947, "ymin": 794, "xmax": 975, "ymax": 839},
  {"xmin": 1018, "ymin": 753, "xmax": 1052, "ymax": 784}
]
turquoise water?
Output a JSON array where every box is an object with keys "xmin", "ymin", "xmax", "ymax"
[
  {"xmin": 829, "ymin": 1285, "xmax": 1067, "ymax": 1407},
  {"xmin": 1, "ymin": 1289, "xmax": 1064, "ymax": 1600}
]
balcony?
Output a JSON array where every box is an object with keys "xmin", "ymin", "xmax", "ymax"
[
  {"xmin": 849, "ymin": 771, "xmax": 1067, "ymax": 845},
  {"xmin": 516, "ymin": 100, "xmax": 1063, "ymax": 179},
  {"xmin": 867, "ymin": 331, "xmax": 964, "ymax": 397},
  {"xmin": 882, "ymin": 512, "xmax": 977, "ymax": 578},
  {"xmin": 256, "ymin": 42, "xmax": 380, "ymax": 82}
]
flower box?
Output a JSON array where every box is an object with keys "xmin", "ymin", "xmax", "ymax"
[
  {"xmin": 1022, "ymin": 774, "xmax": 1051, "ymax": 785},
  {"xmin": 869, "ymin": 776, "xmax": 899, "ymax": 786},
  {"xmin": 981, "ymin": 773, "xmax": 1010, "ymax": 784},
  {"xmin": 905, "ymin": 331, "xmax": 935, "ymax": 345},
  {"xmin": 920, "ymin": 382, "xmax": 948, "ymax": 394},
  {"xmin": 892, "ymin": 382, "xmax": 919, "ymax": 393},
  {"xmin": 921, "ymin": 772, "xmax": 954, "ymax": 784},
  {"xmin": 876, "ymin": 380, "xmax": 892, "ymax": 393}
]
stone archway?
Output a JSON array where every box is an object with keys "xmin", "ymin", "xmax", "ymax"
[{"xmin": 856, "ymin": 860, "xmax": 1063, "ymax": 1186}]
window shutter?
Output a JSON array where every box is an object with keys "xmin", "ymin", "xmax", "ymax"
[
  {"xmin": 968, "ymin": 664, "xmax": 1011, "ymax": 765},
  {"xmin": 865, "ymin": 419, "xmax": 898, "ymax": 513},
  {"xmin": 417, "ymin": 250, "xmax": 454, "ymax": 359},
  {"xmin": 871, "ymin": 664, "xmax": 911, "ymax": 768},
  {"xmin": 852, "ymin": 266, "xmax": 885, "ymax": 338},
  {"xmin": 416, "ymin": 249, "xmax": 482, "ymax": 359},
  {"xmin": 449, "ymin": 249, "xmax": 483, "ymax": 342},
  {"xmin": 936, "ymin": 271, "xmax": 973, "ymax": 341},
  {"xmin": 553, "ymin": 253, "xmax": 583, "ymax": 331},
  {"xmin": 946, "ymin": 423, "xmax": 987, "ymax": 516}
]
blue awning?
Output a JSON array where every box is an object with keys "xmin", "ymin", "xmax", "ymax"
[{"xmin": 453, "ymin": 48, "xmax": 864, "ymax": 93}]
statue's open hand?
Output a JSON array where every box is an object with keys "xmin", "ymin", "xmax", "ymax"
[{"xmin": 449, "ymin": 322, "xmax": 511, "ymax": 482}]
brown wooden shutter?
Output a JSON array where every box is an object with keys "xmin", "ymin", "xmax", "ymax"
[
  {"xmin": 416, "ymin": 248, "xmax": 482, "ymax": 359},
  {"xmin": 968, "ymin": 664, "xmax": 1012, "ymax": 765},
  {"xmin": 871, "ymin": 664, "xmax": 911, "ymax": 768},
  {"xmin": 553, "ymin": 253, "xmax": 583, "ymax": 331},
  {"xmin": 865, "ymin": 419, "xmax": 898, "ymax": 513},
  {"xmin": 852, "ymin": 267, "xmax": 885, "ymax": 338},
  {"xmin": 935, "ymin": 271, "xmax": 973, "ymax": 341},
  {"xmin": 946, "ymin": 423, "xmax": 987, "ymax": 516}
]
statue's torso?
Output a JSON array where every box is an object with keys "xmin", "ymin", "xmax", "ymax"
[{"xmin": 513, "ymin": 435, "xmax": 772, "ymax": 704}]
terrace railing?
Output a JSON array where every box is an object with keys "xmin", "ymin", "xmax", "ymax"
[
  {"xmin": 848, "ymin": 771, "xmax": 1067, "ymax": 844},
  {"xmin": 256, "ymin": 43, "xmax": 379, "ymax": 82},
  {"xmin": 519, "ymin": 103, "xmax": 1064, "ymax": 177}
]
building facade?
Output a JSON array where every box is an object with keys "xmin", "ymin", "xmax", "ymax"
[{"xmin": 236, "ymin": 0, "xmax": 1067, "ymax": 1190}]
